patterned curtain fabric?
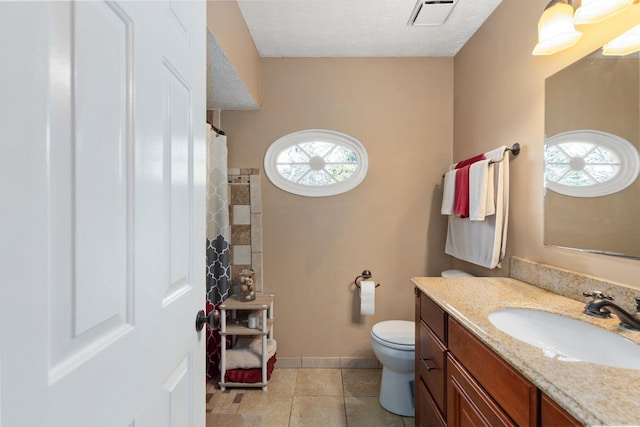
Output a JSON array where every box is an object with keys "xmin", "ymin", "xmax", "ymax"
[{"xmin": 206, "ymin": 126, "xmax": 231, "ymax": 380}]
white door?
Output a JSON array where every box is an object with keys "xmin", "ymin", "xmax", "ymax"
[{"xmin": 0, "ymin": 1, "xmax": 207, "ymax": 426}]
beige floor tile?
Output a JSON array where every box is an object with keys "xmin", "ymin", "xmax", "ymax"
[
  {"xmin": 341, "ymin": 368, "xmax": 381, "ymax": 397},
  {"xmin": 339, "ymin": 357, "xmax": 380, "ymax": 369},
  {"xmin": 207, "ymin": 368, "xmax": 406, "ymax": 426},
  {"xmin": 290, "ymin": 396, "xmax": 347, "ymax": 427},
  {"xmin": 208, "ymin": 389, "xmax": 254, "ymax": 415},
  {"xmin": 245, "ymin": 368, "xmax": 297, "ymax": 397},
  {"xmin": 237, "ymin": 392, "xmax": 293, "ymax": 427},
  {"xmin": 344, "ymin": 396, "xmax": 406, "ymax": 427},
  {"xmin": 402, "ymin": 416, "xmax": 416, "ymax": 426},
  {"xmin": 294, "ymin": 368, "xmax": 343, "ymax": 396},
  {"xmin": 206, "ymin": 413, "xmax": 263, "ymax": 427}
]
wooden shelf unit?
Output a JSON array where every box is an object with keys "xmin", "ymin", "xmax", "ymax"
[{"xmin": 219, "ymin": 294, "xmax": 274, "ymax": 391}]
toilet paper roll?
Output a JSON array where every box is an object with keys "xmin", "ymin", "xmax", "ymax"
[{"xmin": 359, "ymin": 280, "xmax": 376, "ymax": 315}]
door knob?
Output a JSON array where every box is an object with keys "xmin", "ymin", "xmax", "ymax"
[{"xmin": 195, "ymin": 309, "xmax": 219, "ymax": 332}]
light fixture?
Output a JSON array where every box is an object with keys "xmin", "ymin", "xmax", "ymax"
[
  {"xmin": 574, "ymin": 0, "xmax": 634, "ymax": 25},
  {"xmin": 602, "ymin": 24, "xmax": 640, "ymax": 55},
  {"xmin": 533, "ymin": 0, "xmax": 583, "ymax": 56}
]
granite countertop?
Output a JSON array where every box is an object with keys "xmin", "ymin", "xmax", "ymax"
[{"xmin": 411, "ymin": 276, "xmax": 640, "ymax": 427}]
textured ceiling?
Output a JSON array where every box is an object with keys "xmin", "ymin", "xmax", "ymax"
[
  {"xmin": 237, "ymin": 0, "xmax": 503, "ymax": 57},
  {"xmin": 208, "ymin": 0, "xmax": 503, "ymax": 109}
]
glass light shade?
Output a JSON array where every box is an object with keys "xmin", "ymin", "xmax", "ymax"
[
  {"xmin": 533, "ymin": 3, "xmax": 583, "ymax": 56},
  {"xmin": 602, "ymin": 24, "xmax": 640, "ymax": 55},
  {"xmin": 574, "ymin": 0, "xmax": 634, "ymax": 24}
]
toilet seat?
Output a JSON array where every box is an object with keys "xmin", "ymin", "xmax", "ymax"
[{"xmin": 371, "ymin": 320, "xmax": 415, "ymax": 350}]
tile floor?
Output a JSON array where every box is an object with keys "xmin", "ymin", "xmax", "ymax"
[{"xmin": 206, "ymin": 368, "xmax": 415, "ymax": 427}]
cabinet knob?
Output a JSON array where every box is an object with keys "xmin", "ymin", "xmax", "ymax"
[{"xmin": 420, "ymin": 356, "xmax": 437, "ymax": 372}]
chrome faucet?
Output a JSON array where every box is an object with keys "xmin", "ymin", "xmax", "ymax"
[{"xmin": 583, "ymin": 291, "xmax": 640, "ymax": 331}]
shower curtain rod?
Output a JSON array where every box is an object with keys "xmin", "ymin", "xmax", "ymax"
[{"xmin": 207, "ymin": 121, "xmax": 225, "ymax": 136}]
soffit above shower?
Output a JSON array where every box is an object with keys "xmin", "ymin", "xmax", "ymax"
[
  {"xmin": 207, "ymin": 31, "xmax": 259, "ymax": 110},
  {"xmin": 236, "ymin": 0, "xmax": 503, "ymax": 57}
]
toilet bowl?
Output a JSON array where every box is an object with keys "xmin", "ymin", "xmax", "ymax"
[
  {"xmin": 370, "ymin": 270, "xmax": 474, "ymax": 416},
  {"xmin": 370, "ymin": 320, "xmax": 415, "ymax": 416}
]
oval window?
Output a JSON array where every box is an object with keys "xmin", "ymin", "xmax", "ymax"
[
  {"xmin": 544, "ymin": 130, "xmax": 640, "ymax": 197},
  {"xmin": 264, "ymin": 129, "xmax": 368, "ymax": 197}
]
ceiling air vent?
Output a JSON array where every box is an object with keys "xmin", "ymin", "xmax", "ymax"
[{"xmin": 408, "ymin": 0, "xmax": 457, "ymax": 26}]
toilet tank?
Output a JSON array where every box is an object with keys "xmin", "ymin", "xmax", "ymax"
[{"xmin": 441, "ymin": 269, "xmax": 474, "ymax": 278}]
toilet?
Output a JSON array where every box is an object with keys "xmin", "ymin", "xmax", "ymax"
[
  {"xmin": 370, "ymin": 269, "xmax": 474, "ymax": 416},
  {"xmin": 370, "ymin": 320, "xmax": 415, "ymax": 416}
]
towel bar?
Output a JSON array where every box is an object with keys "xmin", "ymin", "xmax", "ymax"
[
  {"xmin": 490, "ymin": 143, "xmax": 521, "ymax": 164},
  {"xmin": 442, "ymin": 143, "xmax": 521, "ymax": 178}
]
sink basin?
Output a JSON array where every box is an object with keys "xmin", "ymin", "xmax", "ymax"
[{"xmin": 488, "ymin": 308, "xmax": 640, "ymax": 369}]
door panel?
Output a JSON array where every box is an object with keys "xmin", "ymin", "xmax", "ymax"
[
  {"xmin": 73, "ymin": 0, "xmax": 132, "ymax": 336},
  {"xmin": 165, "ymin": 61, "xmax": 192, "ymax": 303},
  {"xmin": 1, "ymin": 2, "xmax": 206, "ymax": 426},
  {"xmin": 48, "ymin": 0, "xmax": 135, "ymax": 384},
  {"xmin": 163, "ymin": 353, "xmax": 195, "ymax": 427}
]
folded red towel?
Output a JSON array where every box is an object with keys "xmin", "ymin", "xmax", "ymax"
[
  {"xmin": 453, "ymin": 153, "xmax": 486, "ymax": 218},
  {"xmin": 455, "ymin": 153, "xmax": 486, "ymax": 169},
  {"xmin": 224, "ymin": 354, "xmax": 277, "ymax": 384},
  {"xmin": 454, "ymin": 166, "xmax": 470, "ymax": 217}
]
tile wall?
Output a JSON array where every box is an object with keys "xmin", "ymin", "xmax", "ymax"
[{"xmin": 228, "ymin": 168, "xmax": 263, "ymax": 293}]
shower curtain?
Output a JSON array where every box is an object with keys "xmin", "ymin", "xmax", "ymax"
[{"xmin": 206, "ymin": 124, "xmax": 231, "ymax": 381}]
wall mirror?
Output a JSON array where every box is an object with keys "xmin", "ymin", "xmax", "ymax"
[{"xmin": 544, "ymin": 49, "xmax": 640, "ymax": 259}]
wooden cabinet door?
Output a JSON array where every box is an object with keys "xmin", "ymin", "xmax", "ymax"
[
  {"xmin": 541, "ymin": 393, "xmax": 583, "ymax": 427},
  {"xmin": 448, "ymin": 318, "xmax": 537, "ymax": 427},
  {"xmin": 447, "ymin": 355, "xmax": 516, "ymax": 427},
  {"xmin": 417, "ymin": 379, "xmax": 446, "ymax": 427},
  {"xmin": 419, "ymin": 322, "xmax": 447, "ymax": 414}
]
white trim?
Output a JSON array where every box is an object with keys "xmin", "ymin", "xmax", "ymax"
[
  {"xmin": 274, "ymin": 357, "xmax": 380, "ymax": 369},
  {"xmin": 264, "ymin": 129, "xmax": 368, "ymax": 197},
  {"xmin": 545, "ymin": 130, "xmax": 640, "ymax": 197}
]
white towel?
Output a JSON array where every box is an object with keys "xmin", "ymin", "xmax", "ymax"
[
  {"xmin": 224, "ymin": 337, "xmax": 277, "ymax": 370},
  {"xmin": 441, "ymin": 169, "xmax": 457, "ymax": 215},
  {"xmin": 469, "ymin": 159, "xmax": 495, "ymax": 221},
  {"xmin": 445, "ymin": 146, "xmax": 509, "ymax": 268}
]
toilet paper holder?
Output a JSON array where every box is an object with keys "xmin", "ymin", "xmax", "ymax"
[{"xmin": 354, "ymin": 270, "xmax": 381, "ymax": 288}]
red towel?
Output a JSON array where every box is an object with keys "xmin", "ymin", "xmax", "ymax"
[
  {"xmin": 456, "ymin": 153, "xmax": 486, "ymax": 169},
  {"xmin": 224, "ymin": 353, "xmax": 277, "ymax": 384},
  {"xmin": 453, "ymin": 153, "xmax": 486, "ymax": 218},
  {"xmin": 454, "ymin": 166, "xmax": 471, "ymax": 217}
]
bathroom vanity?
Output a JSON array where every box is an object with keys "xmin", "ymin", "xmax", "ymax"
[{"xmin": 413, "ymin": 276, "xmax": 640, "ymax": 427}]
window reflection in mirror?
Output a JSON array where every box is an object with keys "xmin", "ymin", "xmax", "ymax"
[{"xmin": 544, "ymin": 50, "xmax": 640, "ymax": 258}]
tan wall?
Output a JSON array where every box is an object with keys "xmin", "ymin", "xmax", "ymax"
[
  {"xmin": 453, "ymin": 0, "xmax": 640, "ymax": 286},
  {"xmin": 207, "ymin": 1, "xmax": 262, "ymax": 106},
  {"xmin": 222, "ymin": 58, "xmax": 453, "ymax": 357}
]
